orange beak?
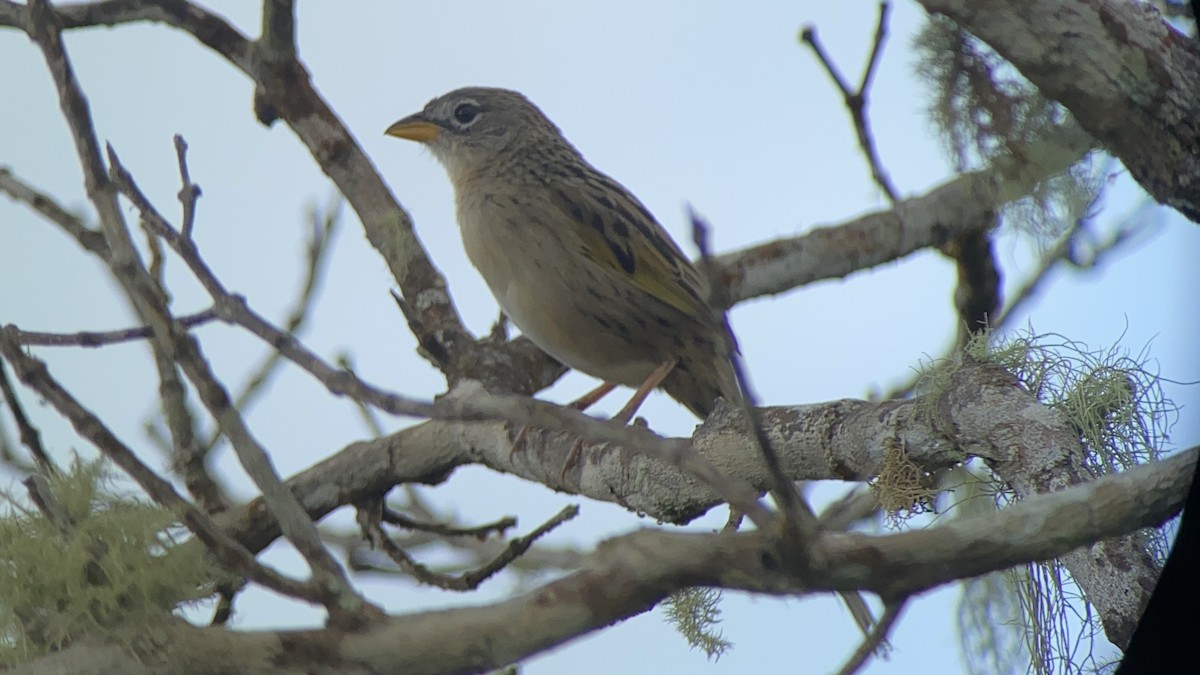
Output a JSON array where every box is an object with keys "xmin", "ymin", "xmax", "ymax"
[{"xmin": 385, "ymin": 114, "xmax": 440, "ymax": 142}]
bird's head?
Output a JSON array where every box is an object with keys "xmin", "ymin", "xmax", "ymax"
[{"xmin": 385, "ymin": 87, "xmax": 573, "ymax": 179}]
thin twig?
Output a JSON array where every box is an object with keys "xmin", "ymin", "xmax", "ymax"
[
  {"xmin": 993, "ymin": 202, "xmax": 1160, "ymax": 330},
  {"xmin": 11, "ymin": 308, "xmax": 219, "ymax": 347},
  {"xmin": 0, "ymin": 328, "xmax": 328, "ymax": 606},
  {"xmin": 337, "ymin": 353, "xmax": 387, "ymax": 437},
  {"xmin": 199, "ymin": 196, "xmax": 341, "ymax": 453},
  {"xmin": 105, "ymin": 144, "xmax": 373, "ymax": 622},
  {"xmin": 230, "ymin": 198, "xmax": 341, "ymax": 412},
  {"xmin": 801, "ymin": 2, "xmax": 899, "ymax": 202},
  {"xmin": 0, "ymin": 167, "xmax": 108, "ymax": 256},
  {"xmin": 882, "ymin": 201, "xmax": 1158, "ymax": 400},
  {"xmin": 835, "ymin": 598, "xmax": 905, "ymax": 675},
  {"xmin": 23, "ymin": 0, "xmax": 225, "ymax": 525},
  {"xmin": 0, "ymin": 360, "xmax": 55, "ymax": 474},
  {"xmin": 23, "ymin": 474, "xmax": 72, "ymax": 533},
  {"xmin": 360, "ymin": 503, "xmax": 578, "ymax": 591},
  {"xmin": 818, "ymin": 485, "xmax": 881, "ymax": 532},
  {"xmin": 153, "ymin": 134, "xmax": 219, "ymax": 513},
  {"xmin": 0, "ymin": 414, "xmax": 36, "ymax": 474},
  {"xmin": 174, "ymin": 134, "xmax": 201, "ymax": 239},
  {"xmin": 32, "ymin": 0, "xmax": 482, "ymax": 382},
  {"xmin": 693, "ymin": 207, "xmax": 879, "ymax": 637},
  {"xmin": 382, "ymin": 507, "xmax": 518, "ymax": 539},
  {"xmin": 689, "ymin": 208, "xmax": 806, "ymax": 533},
  {"xmin": 859, "ymin": 3, "xmax": 890, "ymax": 94}
]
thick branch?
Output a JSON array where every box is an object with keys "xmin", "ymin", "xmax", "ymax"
[
  {"xmin": 17, "ymin": 447, "xmax": 1193, "ymax": 675},
  {"xmin": 213, "ymin": 357, "xmax": 1165, "ymax": 648},
  {"xmin": 218, "ymin": 360, "xmax": 1031, "ymax": 555},
  {"xmin": 938, "ymin": 356, "xmax": 1160, "ymax": 647},
  {"xmin": 715, "ymin": 121, "xmax": 1095, "ymax": 304},
  {"xmin": 916, "ymin": 0, "xmax": 1200, "ymax": 222}
]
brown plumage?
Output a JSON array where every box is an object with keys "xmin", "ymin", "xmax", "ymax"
[{"xmin": 386, "ymin": 87, "xmax": 738, "ymax": 417}]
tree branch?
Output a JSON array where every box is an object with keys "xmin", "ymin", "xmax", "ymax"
[
  {"xmin": 14, "ymin": 446, "xmax": 1193, "ymax": 675},
  {"xmin": 714, "ymin": 121, "xmax": 1095, "ymax": 305},
  {"xmin": 801, "ymin": 2, "xmax": 900, "ymax": 202},
  {"xmin": 0, "ymin": 328, "xmax": 327, "ymax": 607},
  {"xmin": 916, "ymin": 0, "xmax": 1200, "ymax": 222}
]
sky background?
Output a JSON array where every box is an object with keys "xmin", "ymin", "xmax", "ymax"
[{"xmin": 2, "ymin": 2, "xmax": 1198, "ymax": 673}]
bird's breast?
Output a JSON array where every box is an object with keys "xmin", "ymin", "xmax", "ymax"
[{"xmin": 454, "ymin": 187, "xmax": 659, "ymax": 387}]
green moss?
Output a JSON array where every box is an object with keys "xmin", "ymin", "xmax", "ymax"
[
  {"xmin": 663, "ymin": 587, "xmax": 732, "ymax": 660},
  {"xmin": 0, "ymin": 458, "xmax": 224, "ymax": 666},
  {"xmin": 915, "ymin": 329, "xmax": 1177, "ymax": 675}
]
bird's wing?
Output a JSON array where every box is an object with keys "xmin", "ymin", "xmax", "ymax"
[{"xmin": 548, "ymin": 172, "xmax": 711, "ymax": 320}]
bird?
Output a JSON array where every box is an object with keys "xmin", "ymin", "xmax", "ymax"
[
  {"xmin": 384, "ymin": 86, "xmax": 739, "ymax": 421},
  {"xmin": 384, "ymin": 89, "xmax": 877, "ymax": 637}
]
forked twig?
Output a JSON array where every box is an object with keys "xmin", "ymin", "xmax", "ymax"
[
  {"xmin": 357, "ymin": 501, "xmax": 578, "ymax": 591},
  {"xmin": 801, "ymin": 2, "xmax": 899, "ymax": 202}
]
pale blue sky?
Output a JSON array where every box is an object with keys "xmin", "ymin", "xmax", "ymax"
[{"xmin": 2, "ymin": 2, "xmax": 1197, "ymax": 673}]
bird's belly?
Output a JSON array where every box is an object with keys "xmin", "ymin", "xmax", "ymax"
[
  {"xmin": 492, "ymin": 271, "xmax": 658, "ymax": 388},
  {"xmin": 458, "ymin": 193, "xmax": 661, "ymax": 387}
]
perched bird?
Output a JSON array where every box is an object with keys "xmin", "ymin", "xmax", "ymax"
[
  {"xmin": 386, "ymin": 89, "xmax": 876, "ymax": 636},
  {"xmin": 385, "ymin": 87, "xmax": 738, "ymax": 419}
]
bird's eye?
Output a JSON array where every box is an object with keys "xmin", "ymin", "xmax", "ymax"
[{"xmin": 453, "ymin": 102, "xmax": 481, "ymax": 126}]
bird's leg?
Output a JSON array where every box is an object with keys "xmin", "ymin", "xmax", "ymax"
[
  {"xmin": 612, "ymin": 359, "xmax": 677, "ymax": 424},
  {"xmin": 560, "ymin": 359, "xmax": 678, "ymax": 481},
  {"xmin": 507, "ymin": 382, "xmax": 619, "ymax": 463},
  {"xmin": 568, "ymin": 381, "xmax": 618, "ymax": 411}
]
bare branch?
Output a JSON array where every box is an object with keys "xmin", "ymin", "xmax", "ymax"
[
  {"xmin": 994, "ymin": 202, "xmax": 1162, "ymax": 330},
  {"xmin": 104, "ymin": 145, "xmax": 373, "ymax": 619},
  {"xmin": 381, "ymin": 507, "xmax": 517, "ymax": 539},
  {"xmin": 258, "ymin": 0, "xmax": 295, "ymax": 59},
  {"xmin": 836, "ymin": 599, "xmax": 904, "ymax": 675},
  {"xmin": 23, "ymin": 474, "xmax": 71, "ymax": 533},
  {"xmin": 10, "ymin": 309, "xmax": 218, "ymax": 348},
  {"xmin": 173, "ymin": 134, "xmax": 201, "ymax": 239},
  {"xmin": 198, "ymin": 195, "xmax": 342, "ymax": 454},
  {"xmin": 0, "ymin": 329, "xmax": 327, "ymax": 607},
  {"xmin": 0, "ymin": 0, "xmax": 501, "ymax": 387},
  {"xmin": 0, "ymin": 167, "xmax": 107, "ymax": 255},
  {"xmin": 0, "ymin": 360, "xmax": 55, "ymax": 474},
  {"xmin": 690, "ymin": 207, "xmax": 828, "ymax": 565},
  {"xmin": 216, "ymin": 391, "xmax": 958, "ymax": 558},
  {"xmin": 801, "ymin": 2, "xmax": 900, "ymax": 202},
  {"xmin": 16, "ymin": 447, "xmax": 1194, "ymax": 675},
  {"xmin": 691, "ymin": 209, "xmax": 799, "ymax": 523},
  {"xmin": 359, "ymin": 503, "xmax": 579, "ymax": 591},
  {"xmin": 915, "ymin": 0, "xmax": 1200, "ymax": 222},
  {"xmin": 715, "ymin": 120, "xmax": 1095, "ymax": 305}
]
